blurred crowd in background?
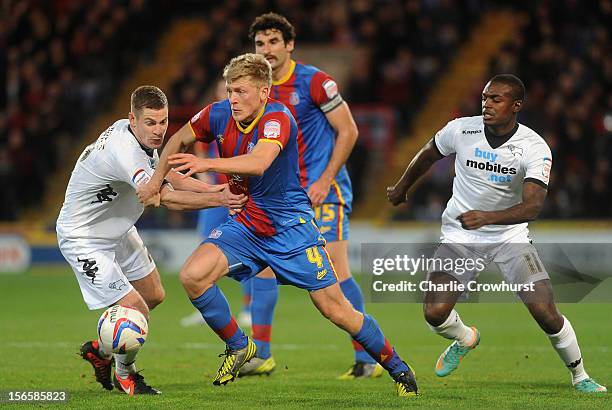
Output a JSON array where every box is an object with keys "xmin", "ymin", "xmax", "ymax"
[{"xmin": 1, "ymin": 0, "xmax": 610, "ymax": 223}]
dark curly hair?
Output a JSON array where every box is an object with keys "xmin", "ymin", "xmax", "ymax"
[{"xmin": 249, "ymin": 12, "xmax": 296, "ymax": 43}]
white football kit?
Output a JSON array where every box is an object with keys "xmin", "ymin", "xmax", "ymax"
[
  {"xmin": 430, "ymin": 115, "xmax": 552, "ymax": 285},
  {"xmin": 56, "ymin": 119, "xmax": 158, "ymax": 309}
]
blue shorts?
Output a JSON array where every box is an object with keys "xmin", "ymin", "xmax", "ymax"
[
  {"xmin": 314, "ymin": 203, "xmax": 350, "ymax": 242},
  {"xmin": 204, "ymin": 218, "xmax": 338, "ymax": 291},
  {"xmin": 197, "ymin": 207, "xmax": 229, "ymax": 239}
]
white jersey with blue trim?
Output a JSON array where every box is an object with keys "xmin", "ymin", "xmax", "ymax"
[
  {"xmin": 434, "ymin": 115, "xmax": 552, "ymax": 238},
  {"xmin": 56, "ymin": 119, "xmax": 158, "ymax": 240}
]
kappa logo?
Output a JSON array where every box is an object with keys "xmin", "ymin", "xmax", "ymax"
[
  {"xmin": 567, "ymin": 357, "xmax": 582, "ymax": 369},
  {"xmin": 91, "ymin": 184, "xmax": 118, "ymax": 204},
  {"xmin": 507, "ymin": 144, "xmax": 524, "ymax": 157},
  {"xmin": 109, "ymin": 279, "xmax": 128, "ymax": 291},
  {"xmin": 209, "ymin": 229, "xmax": 222, "ymax": 239},
  {"xmin": 289, "ymin": 91, "xmax": 300, "ymax": 105},
  {"xmin": 462, "ymin": 129, "xmax": 482, "ymax": 135},
  {"xmin": 263, "ymin": 120, "xmax": 281, "ymax": 139},
  {"xmin": 322, "ymin": 79, "xmax": 338, "ymax": 99},
  {"xmin": 77, "ymin": 257, "xmax": 98, "ymax": 284}
]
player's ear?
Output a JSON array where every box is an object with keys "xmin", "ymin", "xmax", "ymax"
[
  {"xmin": 286, "ymin": 40, "xmax": 294, "ymax": 53},
  {"xmin": 128, "ymin": 111, "xmax": 136, "ymax": 127},
  {"xmin": 513, "ymin": 100, "xmax": 523, "ymax": 113}
]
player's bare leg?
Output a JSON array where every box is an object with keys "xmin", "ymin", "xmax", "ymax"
[
  {"xmin": 240, "ymin": 267, "xmax": 278, "ymax": 377},
  {"xmin": 310, "ymin": 283, "xmax": 418, "ymax": 396},
  {"xmin": 519, "ymin": 280, "xmax": 607, "ymax": 393},
  {"xmin": 423, "ymin": 272, "xmax": 479, "ymax": 377},
  {"xmin": 131, "ymin": 268, "xmax": 165, "ymax": 311},
  {"xmin": 180, "ymin": 244, "xmax": 256, "ymax": 385}
]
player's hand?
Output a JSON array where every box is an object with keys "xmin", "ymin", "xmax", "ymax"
[
  {"xmin": 457, "ymin": 210, "xmax": 490, "ymax": 230},
  {"xmin": 142, "ymin": 192, "xmax": 161, "ymax": 208},
  {"xmin": 137, "ymin": 180, "xmax": 161, "ymax": 204},
  {"xmin": 386, "ymin": 184, "xmax": 408, "ymax": 206},
  {"xmin": 221, "ymin": 184, "xmax": 248, "ymax": 212},
  {"xmin": 308, "ymin": 178, "xmax": 331, "ymax": 207},
  {"xmin": 168, "ymin": 153, "xmax": 210, "ymax": 178}
]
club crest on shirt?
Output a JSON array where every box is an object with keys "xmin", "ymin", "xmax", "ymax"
[
  {"xmin": 322, "ymin": 79, "xmax": 338, "ymax": 99},
  {"xmin": 507, "ymin": 144, "xmax": 523, "ymax": 157},
  {"xmin": 247, "ymin": 142, "xmax": 255, "ymax": 153},
  {"xmin": 209, "ymin": 229, "xmax": 222, "ymax": 239},
  {"xmin": 263, "ymin": 120, "xmax": 281, "ymax": 139},
  {"xmin": 289, "ymin": 92, "xmax": 300, "ymax": 105}
]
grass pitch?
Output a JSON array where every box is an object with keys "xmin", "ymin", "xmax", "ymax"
[{"xmin": 0, "ymin": 266, "xmax": 609, "ymax": 409}]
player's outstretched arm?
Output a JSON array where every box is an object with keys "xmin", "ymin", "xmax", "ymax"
[
  {"xmin": 159, "ymin": 183, "xmax": 247, "ymax": 211},
  {"xmin": 138, "ymin": 124, "xmax": 196, "ymax": 203},
  {"xmin": 387, "ymin": 138, "xmax": 444, "ymax": 205},
  {"xmin": 308, "ymin": 102, "xmax": 358, "ymax": 206},
  {"xmin": 165, "ymin": 170, "xmax": 225, "ymax": 193},
  {"xmin": 457, "ymin": 181, "xmax": 547, "ymax": 230},
  {"xmin": 168, "ymin": 140, "xmax": 281, "ymax": 177}
]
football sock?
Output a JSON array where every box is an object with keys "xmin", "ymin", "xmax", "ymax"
[
  {"xmin": 428, "ymin": 309, "xmax": 476, "ymax": 347},
  {"xmin": 191, "ymin": 284, "xmax": 247, "ymax": 350},
  {"xmin": 240, "ymin": 277, "xmax": 253, "ymax": 314},
  {"xmin": 340, "ymin": 277, "xmax": 376, "ymax": 364},
  {"xmin": 114, "ymin": 350, "xmax": 137, "ymax": 378},
  {"xmin": 352, "ymin": 314, "xmax": 409, "ymax": 376},
  {"xmin": 547, "ymin": 316, "xmax": 589, "ymax": 384},
  {"xmin": 95, "ymin": 339, "xmax": 112, "ymax": 360},
  {"xmin": 250, "ymin": 277, "xmax": 278, "ymax": 359}
]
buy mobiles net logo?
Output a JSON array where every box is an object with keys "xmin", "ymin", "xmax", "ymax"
[{"xmin": 465, "ymin": 148, "xmax": 516, "ymax": 183}]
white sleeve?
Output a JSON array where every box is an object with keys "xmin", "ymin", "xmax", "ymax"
[
  {"xmin": 111, "ymin": 143, "xmax": 156, "ymax": 189},
  {"xmin": 524, "ymin": 140, "xmax": 552, "ymax": 188},
  {"xmin": 433, "ymin": 119, "xmax": 459, "ymax": 156}
]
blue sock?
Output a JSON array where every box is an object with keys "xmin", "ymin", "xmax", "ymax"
[
  {"xmin": 240, "ymin": 277, "xmax": 253, "ymax": 314},
  {"xmin": 250, "ymin": 277, "xmax": 278, "ymax": 359},
  {"xmin": 352, "ymin": 314, "xmax": 409, "ymax": 376},
  {"xmin": 191, "ymin": 284, "xmax": 247, "ymax": 350},
  {"xmin": 340, "ymin": 277, "xmax": 376, "ymax": 364}
]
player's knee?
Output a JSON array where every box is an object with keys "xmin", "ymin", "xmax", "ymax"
[
  {"xmin": 423, "ymin": 304, "xmax": 451, "ymax": 327},
  {"xmin": 146, "ymin": 286, "xmax": 165, "ymax": 310}
]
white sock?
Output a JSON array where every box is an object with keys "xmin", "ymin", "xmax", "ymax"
[
  {"xmin": 96, "ymin": 339, "xmax": 112, "ymax": 360},
  {"xmin": 547, "ymin": 316, "xmax": 589, "ymax": 385},
  {"xmin": 428, "ymin": 309, "xmax": 476, "ymax": 347},
  {"xmin": 114, "ymin": 350, "xmax": 138, "ymax": 378}
]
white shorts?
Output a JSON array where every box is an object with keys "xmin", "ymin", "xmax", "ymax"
[
  {"xmin": 58, "ymin": 226, "xmax": 156, "ymax": 310},
  {"xmin": 430, "ymin": 227, "xmax": 549, "ymax": 286}
]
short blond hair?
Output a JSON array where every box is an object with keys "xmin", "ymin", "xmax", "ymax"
[{"xmin": 223, "ymin": 53, "xmax": 272, "ymax": 88}]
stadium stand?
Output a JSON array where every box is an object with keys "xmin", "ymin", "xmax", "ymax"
[
  {"xmin": 2, "ymin": 1, "xmax": 609, "ymax": 225},
  {"xmin": 0, "ymin": 0, "xmax": 167, "ymax": 220},
  {"xmin": 390, "ymin": 1, "xmax": 611, "ymax": 221}
]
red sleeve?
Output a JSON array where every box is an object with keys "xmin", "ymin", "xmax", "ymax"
[
  {"xmin": 258, "ymin": 111, "xmax": 291, "ymax": 150},
  {"xmin": 188, "ymin": 104, "xmax": 214, "ymax": 143},
  {"xmin": 310, "ymin": 71, "xmax": 344, "ymax": 113}
]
